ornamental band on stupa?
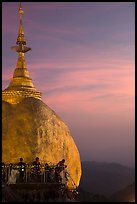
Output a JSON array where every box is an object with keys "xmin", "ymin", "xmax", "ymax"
[{"xmin": 2, "ymin": 3, "xmax": 82, "ymax": 189}]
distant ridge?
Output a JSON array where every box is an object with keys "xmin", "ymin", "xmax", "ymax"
[
  {"xmin": 79, "ymin": 161, "xmax": 135, "ymax": 196},
  {"xmin": 77, "ymin": 183, "xmax": 135, "ymax": 202},
  {"xmin": 110, "ymin": 182, "xmax": 135, "ymax": 202}
]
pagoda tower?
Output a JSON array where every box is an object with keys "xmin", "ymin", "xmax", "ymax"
[{"xmin": 2, "ymin": 2, "xmax": 41, "ymax": 104}]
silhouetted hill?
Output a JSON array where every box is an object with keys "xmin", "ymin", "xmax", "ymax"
[
  {"xmin": 76, "ymin": 183, "xmax": 135, "ymax": 202},
  {"xmin": 76, "ymin": 188, "xmax": 109, "ymax": 202},
  {"xmin": 110, "ymin": 182, "xmax": 135, "ymax": 202},
  {"xmin": 79, "ymin": 161, "xmax": 135, "ymax": 196}
]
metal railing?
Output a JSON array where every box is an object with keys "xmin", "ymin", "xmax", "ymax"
[{"xmin": 2, "ymin": 164, "xmax": 70, "ymax": 186}]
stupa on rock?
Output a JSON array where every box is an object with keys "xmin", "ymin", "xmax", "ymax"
[{"xmin": 2, "ymin": 3, "xmax": 81, "ymax": 188}]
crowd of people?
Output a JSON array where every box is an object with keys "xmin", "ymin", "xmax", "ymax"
[{"xmin": 2, "ymin": 158, "xmax": 68, "ymax": 184}]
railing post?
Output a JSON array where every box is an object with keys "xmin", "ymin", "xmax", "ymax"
[
  {"xmin": 25, "ymin": 168, "xmax": 27, "ymax": 183},
  {"xmin": 44, "ymin": 170, "xmax": 46, "ymax": 183}
]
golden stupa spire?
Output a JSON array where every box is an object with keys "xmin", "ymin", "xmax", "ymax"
[
  {"xmin": 11, "ymin": 2, "xmax": 31, "ymax": 68},
  {"xmin": 17, "ymin": 2, "xmax": 26, "ymax": 45},
  {"xmin": 2, "ymin": 2, "xmax": 41, "ymax": 104}
]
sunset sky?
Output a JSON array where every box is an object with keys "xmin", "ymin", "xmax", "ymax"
[{"xmin": 2, "ymin": 2, "xmax": 135, "ymax": 166}]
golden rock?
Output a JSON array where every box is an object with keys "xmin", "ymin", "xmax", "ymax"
[{"xmin": 2, "ymin": 98, "xmax": 82, "ymax": 187}]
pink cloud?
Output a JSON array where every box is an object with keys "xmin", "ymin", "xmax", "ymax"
[{"xmin": 3, "ymin": 54, "xmax": 134, "ymax": 102}]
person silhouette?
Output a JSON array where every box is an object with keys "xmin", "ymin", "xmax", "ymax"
[
  {"xmin": 17, "ymin": 158, "xmax": 26, "ymax": 182},
  {"xmin": 31, "ymin": 157, "xmax": 41, "ymax": 182}
]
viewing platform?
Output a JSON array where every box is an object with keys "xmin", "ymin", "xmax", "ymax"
[{"xmin": 2, "ymin": 163, "xmax": 78, "ymax": 202}]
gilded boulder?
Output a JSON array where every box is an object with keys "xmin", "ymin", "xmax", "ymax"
[{"xmin": 2, "ymin": 97, "xmax": 82, "ymax": 187}]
